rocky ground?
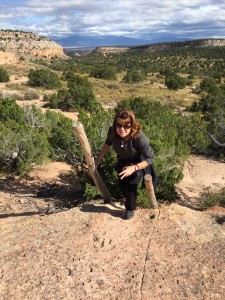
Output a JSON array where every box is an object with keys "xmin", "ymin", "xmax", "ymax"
[{"xmin": 0, "ymin": 157, "xmax": 225, "ymax": 300}]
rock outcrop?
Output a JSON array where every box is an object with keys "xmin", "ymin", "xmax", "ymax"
[
  {"xmin": 93, "ymin": 46, "xmax": 129, "ymax": 55},
  {"xmin": 0, "ymin": 30, "xmax": 67, "ymax": 62}
]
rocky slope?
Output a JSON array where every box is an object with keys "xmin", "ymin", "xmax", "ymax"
[
  {"xmin": 0, "ymin": 30, "xmax": 67, "ymax": 62},
  {"xmin": 0, "ymin": 200, "xmax": 224, "ymax": 299}
]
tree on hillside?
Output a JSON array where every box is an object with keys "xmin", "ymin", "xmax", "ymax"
[
  {"xmin": 198, "ymin": 78, "xmax": 218, "ymax": 94},
  {"xmin": 57, "ymin": 73, "xmax": 98, "ymax": 112},
  {"xmin": 28, "ymin": 69, "xmax": 61, "ymax": 89},
  {"xmin": 165, "ymin": 74, "xmax": 189, "ymax": 90},
  {"xmin": 90, "ymin": 66, "xmax": 117, "ymax": 80},
  {"xmin": 123, "ymin": 69, "xmax": 147, "ymax": 83}
]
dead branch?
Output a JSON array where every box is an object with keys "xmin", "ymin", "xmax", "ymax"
[{"xmin": 199, "ymin": 127, "xmax": 225, "ymax": 148}]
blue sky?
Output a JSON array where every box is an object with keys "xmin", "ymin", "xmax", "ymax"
[{"xmin": 1, "ymin": 0, "xmax": 225, "ymax": 42}]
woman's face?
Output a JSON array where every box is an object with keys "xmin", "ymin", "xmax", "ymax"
[{"xmin": 115, "ymin": 118, "xmax": 131, "ymax": 139}]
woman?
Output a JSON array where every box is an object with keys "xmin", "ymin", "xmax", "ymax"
[{"xmin": 95, "ymin": 109, "xmax": 154, "ymax": 220}]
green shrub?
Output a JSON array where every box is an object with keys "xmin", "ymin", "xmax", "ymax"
[
  {"xmin": 57, "ymin": 74, "xmax": 98, "ymax": 112},
  {"xmin": 165, "ymin": 74, "xmax": 187, "ymax": 90},
  {"xmin": 199, "ymin": 187, "xmax": 225, "ymax": 208},
  {"xmin": 0, "ymin": 99, "xmax": 50, "ymax": 174},
  {"xmin": 43, "ymin": 94, "xmax": 49, "ymax": 102},
  {"xmin": 199, "ymin": 78, "xmax": 218, "ymax": 93},
  {"xmin": 0, "ymin": 99, "xmax": 80, "ymax": 174},
  {"xmin": 189, "ymin": 89, "xmax": 225, "ymax": 156},
  {"xmin": 90, "ymin": 66, "xmax": 117, "ymax": 80},
  {"xmin": 0, "ymin": 98, "xmax": 25, "ymax": 124},
  {"xmin": 123, "ymin": 69, "xmax": 146, "ymax": 83},
  {"xmin": 45, "ymin": 110, "xmax": 81, "ymax": 163},
  {"xmin": 28, "ymin": 69, "xmax": 61, "ymax": 89},
  {"xmin": 48, "ymin": 93, "xmax": 59, "ymax": 108},
  {"xmin": 84, "ymin": 183, "xmax": 100, "ymax": 201},
  {"xmin": 0, "ymin": 123, "xmax": 50, "ymax": 174},
  {"xmin": 0, "ymin": 66, "xmax": 10, "ymax": 82}
]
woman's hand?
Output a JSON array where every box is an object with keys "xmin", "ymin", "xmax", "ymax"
[{"xmin": 119, "ymin": 165, "xmax": 136, "ymax": 179}]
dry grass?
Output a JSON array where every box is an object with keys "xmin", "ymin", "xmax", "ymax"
[
  {"xmin": 90, "ymin": 73, "xmax": 200, "ymax": 108},
  {"xmin": 5, "ymin": 83, "xmax": 27, "ymax": 90},
  {"xmin": 3, "ymin": 66, "xmax": 200, "ymax": 110}
]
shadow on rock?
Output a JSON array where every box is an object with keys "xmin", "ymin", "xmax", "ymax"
[
  {"xmin": 80, "ymin": 203, "xmax": 124, "ymax": 219},
  {"xmin": 0, "ymin": 172, "xmax": 83, "ymax": 208},
  {"xmin": 0, "ymin": 211, "xmax": 41, "ymax": 219}
]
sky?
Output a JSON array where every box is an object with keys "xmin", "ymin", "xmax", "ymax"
[{"xmin": 1, "ymin": 0, "xmax": 225, "ymax": 43}]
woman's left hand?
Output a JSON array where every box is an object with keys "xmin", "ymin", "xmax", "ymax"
[{"xmin": 119, "ymin": 166, "xmax": 135, "ymax": 179}]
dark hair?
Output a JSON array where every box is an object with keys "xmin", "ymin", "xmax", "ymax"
[{"xmin": 112, "ymin": 109, "xmax": 141, "ymax": 138}]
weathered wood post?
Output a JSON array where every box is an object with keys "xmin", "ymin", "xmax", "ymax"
[
  {"xmin": 72, "ymin": 121, "xmax": 111, "ymax": 203},
  {"xmin": 144, "ymin": 174, "xmax": 158, "ymax": 209}
]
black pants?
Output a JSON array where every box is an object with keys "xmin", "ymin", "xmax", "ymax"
[
  {"xmin": 115, "ymin": 159, "xmax": 158, "ymax": 211},
  {"xmin": 118, "ymin": 170, "xmax": 143, "ymax": 211}
]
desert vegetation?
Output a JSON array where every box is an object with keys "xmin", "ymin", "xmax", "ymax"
[
  {"xmin": 0, "ymin": 66, "xmax": 10, "ymax": 82},
  {"xmin": 0, "ymin": 39, "xmax": 224, "ymax": 207}
]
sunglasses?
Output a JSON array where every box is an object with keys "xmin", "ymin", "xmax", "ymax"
[{"xmin": 116, "ymin": 123, "xmax": 131, "ymax": 130}]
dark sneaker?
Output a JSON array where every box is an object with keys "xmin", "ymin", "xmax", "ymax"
[{"xmin": 123, "ymin": 210, "xmax": 135, "ymax": 220}]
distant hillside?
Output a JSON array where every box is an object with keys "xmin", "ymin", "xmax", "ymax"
[
  {"xmin": 0, "ymin": 30, "xmax": 67, "ymax": 63},
  {"xmin": 51, "ymin": 34, "xmax": 152, "ymax": 47},
  {"xmin": 131, "ymin": 38, "xmax": 225, "ymax": 52},
  {"xmin": 91, "ymin": 38, "xmax": 225, "ymax": 55}
]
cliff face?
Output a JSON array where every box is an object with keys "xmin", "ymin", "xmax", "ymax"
[{"xmin": 0, "ymin": 30, "xmax": 67, "ymax": 62}]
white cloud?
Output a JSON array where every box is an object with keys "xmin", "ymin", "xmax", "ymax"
[{"xmin": 1, "ymin": 0, "xmax": 225, "ymax": 41}]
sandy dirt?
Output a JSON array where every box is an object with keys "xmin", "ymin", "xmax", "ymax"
[
  {"xmin": 176, "ymin": 155, "xmax": 225, "ymax": 207},
  {"xmin": 0, "ymin": 52, "xmax": 18, "ymax": 65}
]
